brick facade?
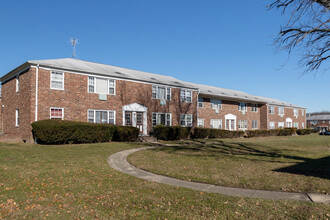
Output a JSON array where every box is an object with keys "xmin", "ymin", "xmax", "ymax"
[{"xmin": 267, "ymin": 105, "xmax": 306, "ymax": 129}]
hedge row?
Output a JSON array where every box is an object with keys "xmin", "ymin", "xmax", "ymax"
[
  {"xmin": 192, "ymin": 128, "xmax": 244, "ymax": 139},
  {"xmin": 152, "ymin": 125, "xmax": 191, "ymax": 141},
  {"xmin": 296, "ymin": 129, "xmax": 315, "ymax": 135},
  {"xmin": 246, "ymin": 128, "xmax": 297, "ymax": 138},
  {"xmin": 31, "ymin": 120, "xmax": 139, "ymax": 145}
]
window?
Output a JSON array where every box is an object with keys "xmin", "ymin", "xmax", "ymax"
[
  {"xmin": 15, "ymin": 109, "xmax": 19, "ymax": 127},
  {"xmin": 301, "ymin": 110, "xmax": 304, "ymax": 116},
  {"xmin": 269, "ymin": 105, "xmax": 275, "ymax": 114},
  {"xmin": 180, "ymin": 114, "xmax": 192, "ymax": 127},
  {"xmin": 294, "ymin": 108, "xmax": 298, "ymax": 117},
  {"xmin": 210, "ymin": 119, "xmax": 222, "ymax": 129},
  {"xmin": 88, "ymin": 109, "xmax": 116, "ymax": 124},
  {"xmin": 293, "ymin": 122, "xmax": 299, "ymax": 128},
  {"xmin": 269, "ymin": 121, "xmax": 275, "ymax": 129},
  {"xmin": 286, "ymin": 121, "xmax": 292, "ymax": 127},
  {"xmin": 180, "ymin": 89, "xmax": 192, "ymax": 102},
  {"xmin": 50, "ymin": 108, "xmax": 64, "ymax": 120},
  {"xmin": 278, "ymin": 107, "xmax": 284, "ymax": 116},
  {"xmin": 198, "ymin": 97, "xmax": 204, "ymax": 108},
  {"xmin": 211, "ymin": 99, "xmax": 222, "ymax": 110},
  {"xmin": 238, "ymin": 120, "xmax": 248, "ymax": 130},
  {"xmin": 50, "ymin": 71, "xmax": 64, "ymax": 90},
  {"xmin": 238, "ymin": 102, "xmax": 247, "ymax": 111},
  {"xmin": 152, "ymin": 85, "xmax": 171, "ymax": 100},
  {"xmin": 252, "ymin": 120, "xmax": 258, "ymax": 129},
  {"xmin": 278, "ymin": 122, "xmax": 284, "ymax": 129},
  {"xmin": 251, "ymin": 104, "xmax": 258, "ymax": 112},
  {"xmin": 152, "ymin": 113, "xmax": 171, "ymax": 126},
  {"xmin": 88, "ymin": 76, "xmax": 115, "ymax": 95},
  {"xmin": 197, "ymin": 118, "xmax": 204, "ymax": 127},
  {"xmin": 302, "ymin": 122, "xmax": 305, "ymax": 129},
  {"xmin": 16, "ymin": 75, "xmax": 19, "ymax": 92}
]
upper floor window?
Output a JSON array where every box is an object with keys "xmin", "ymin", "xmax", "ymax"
[
  {"xmin": 16, "ymin": 75, "xmax": 19, "ymax": 92},
  {"xmin": 88, "ymin": 76, "xmax": 115, "ymax": 95},
  {"xmin": 211, "ymin": 99, "xmax": 222, "ymax": 110},
  {"xmin": 278, "ymin": 107, "xmax": 284, "ymax": 116},
  {"xmin": 238, "ymin": 120, "xmax": 248, "ymax": 130},
  {"xmin": 152, "ymin": 113, "xmax": 171, "ymax": 126},
  {"xmin": 294, "ymin": 108, "xmax": 298, "ymax": 117},
  {"xmin": 251, "ymin": 104, "xmax": 258, "ymax": 112},
  {"xmin": 180, "ymin": 114, "xmax": 192, "ymax": 127},
  {"xmin": 198, "ymin": 97, "xmax": 204, "ymax": 108},
  {"xmin": 51, "ymin": 71, "xmax": 64, "ymax": 90},
  {"xmin": 88, "ymin": 109, "xmax": 115, "ymax": 124},
  {"xmin": 269, "ymin": 105, "xmax": 275, "ymax": 114},
  {"xmin": 180, "ymin": 89, "xmax": 192, "ymax": 103},
  {"xmin": 210, "ymin": 119, "xmax": 222, "ymax": 129},
  {"xmin": 302, "ymin": 122, "xmax": 305, "ymax": 129},
  {"xmin": 301, "ymin": 110, "xmax": 304, "ymax": 116},
  {"xmin": 238, "ymin": 102, "xmax": 247, "ymax": 111},
  {"xmin": 15, "ymin": 109, "xmax": 19, "ymax": 127},
  {"xmin": 50, "ymin": 108, "xmax": 64, "ymax": 120},
  {"xmin": 152, "ymin": 85, "xmax": 171, "ymax": 100}
]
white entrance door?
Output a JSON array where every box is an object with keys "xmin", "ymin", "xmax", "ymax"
[{"xmin": 225, "ymin": 114, "xmax": 237, "ymax": 131}]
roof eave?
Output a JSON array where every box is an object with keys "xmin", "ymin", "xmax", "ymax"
[{"xmin": 0, "ymin": 62, "xmax": 31, "ymax": 83}]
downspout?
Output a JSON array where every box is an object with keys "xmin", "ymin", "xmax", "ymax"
[
  {"xmin": 196, "ymin": 89, "xmax": 200, "ymax": 127},
  {"xmin": 35, "ymin": 64, "xmax": 39, "ymax": 121}
]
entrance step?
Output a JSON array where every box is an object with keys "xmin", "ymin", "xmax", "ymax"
[{"xmin": 137, "ymin": 136, "xmax": 158, "ymax": 143}]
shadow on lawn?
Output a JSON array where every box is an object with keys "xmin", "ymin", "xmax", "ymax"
[{"xmin": 161, "ymin": 140, "xmax": 330, "ymax": 180}]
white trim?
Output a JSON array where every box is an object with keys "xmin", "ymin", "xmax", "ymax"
[
  {"xmin": 35, "ymin": 65, "xmax": 39, "ymax": 121},
  {"xmin": 122, "ymin": 103, "xmax": 148, "ymax": 135},
  {"xmin": 50, "ymin": 71, "xmax": 64, "ymax": 90},
  {"xmin": 16, "ymin": 75, "xmax": 19, "ymax": 93},
  {"xmin": 50, "ymin": 107, "xmax": 64, "ymax": 120},
  {"xmin": 251, "ymin": 104, "xmax": 258, "ymax": 112},
  {"xmin": 15, "ymin": 108, "xmax": 19, "ymax": 127},
  {"xmin": 197, "ymin": 118, "xmax": 204, "ymax": 127},
  {"xmin": 87, "ymin": 109, "xmax": 116, "ymax": 125},
  {"xmin": 225, "ymin": 114, "xmax": 237, "ymax": 131}
]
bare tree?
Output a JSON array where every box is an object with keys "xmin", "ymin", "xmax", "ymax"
[{"xmin": 269, "ymin": 0, "xmax": 330, "ymax": 72}]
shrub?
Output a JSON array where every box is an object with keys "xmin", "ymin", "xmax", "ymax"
[
  {"xmin": 113, "ymin": 126, "xmax": 139, "ymax": 142},
  {"xmin": 32, "ymin": 120, "xmax": 116, "ymax": 145},
  {"xmin": 296, "ymin": 129, "xmax": 314, "ymax": 135},
  {"xmin": 191, "ymin": 127, "xmax": 211, "ymax": 139},
  {"xmin": 278, "ymin": 128, "xmax": 297, "ymax": 136},
  {"xmin": 209, "ymin": 129, "xmax": 244, "ymax": 139},
  {"xmin": 246, "ymin": 129, "xmax": 279, "ymax": 138},
  {"xmin": 153, "ymin": 125, "xmax": 191, "ymax": 140}
]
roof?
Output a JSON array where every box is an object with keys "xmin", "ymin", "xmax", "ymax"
[
  {"xmin": 307, "ymin": 115, "xmax": 330, "ymax": 121},
  {"xmin": 0, "ymin": 58, "xmax": 305, "ymax": 108}
]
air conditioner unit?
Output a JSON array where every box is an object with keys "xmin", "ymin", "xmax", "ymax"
[
  {"xmin": 99, "ymin": 94, "xmax": 107, "ymax": 101},
  {"xmin": 242, "ymin": 111, "xmax": 245, "ymax": 115},
  {"xmin": 215, "ymin": 109, "xmax": 219, "ymax": 114},
  {"xmin": 160, "ymin": 99, "xmax": 166, "ymax": 106}
]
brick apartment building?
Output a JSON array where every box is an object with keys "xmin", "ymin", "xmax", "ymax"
[
  {"xmin": 0, "ymin": 58, "xmax": 306, "ymax": 142},
  {"xmin": 307, "ymin": 114, "xmax": 330, "ymax": 132}
]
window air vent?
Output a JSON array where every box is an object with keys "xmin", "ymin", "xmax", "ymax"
[
  {"xmin": 221, "ymin": 92, "xmax": 225, "ymax": 95},
  {"xmin": 208, "ymin": 90, "xmax": 212, "ymax": 92},
  {"xmin": 115, "ymin": 72, "xmax": 123, "ymax": 75},
  {"xmin": 150, "ymin": 77, "xmax": 156, "ymax": 81}
]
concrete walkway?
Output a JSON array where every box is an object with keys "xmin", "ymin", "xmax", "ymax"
[{"xmin": 107, "ymin": 146, "xmax": 330, "ymax": 204}]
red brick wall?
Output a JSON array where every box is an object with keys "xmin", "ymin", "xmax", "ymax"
[
  {"xmin": 267, "ymin": 105, "xmax": 306, "ymax": 129},
  {"xmin": 1, "ymin": 68, "xmax": 35, "ymax": 141},
  {"xmin": 198, "ymin": 97, "xmax": 263, "ymax": 130},
  {"xmin": 307, "ymin": 120, "xmax": 330, "ymax": 129}
]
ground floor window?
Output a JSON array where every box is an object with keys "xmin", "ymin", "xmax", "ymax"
[
  {"xmin": 152, "ymin": 113, "xmax": 171, "ymax": 126},
  {"xmin": 302, "ymin": 122, "xmax": 305, "ymax": 129},
  {"xmin": 197, "ymin": 118, "xmax": 204, "ymax": 127},
  {"xmin": 180, "ymin": 114, "xmax": 192, "ymax": 127},
  {"xmin": 294, "ymin": 122, "xmax": 299, "ymax": 129},
  {"xmin": 210, "ymin": 119, "xmax": 222, "ymax": 129},
  {"xmin": 50, "ymin": 107, "xmax": 64, "ymax": 120},
  {"xmin": 88, "ymin": 109, "xmax": 115, "ymax": 124},
  {"xmin": 278, "ymin": 122, "xmax": 284, "ymax": 129},
  {"xmin": 238, "ymin": 120, "xmax": 248, "ymax": 130},
  {"xmin": 252, "ymin": 120, "xmax": 258, "ymax": 129},
  {"xmin": 269, "ymin": 121, "xmax": 275, "ymax": 129}
]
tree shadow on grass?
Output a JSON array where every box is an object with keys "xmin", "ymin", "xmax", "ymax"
[{"xmin": 159, "ymin": 140, "xmax": 330, "ymax": 180}]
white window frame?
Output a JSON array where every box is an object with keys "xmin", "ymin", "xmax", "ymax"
[
  {"xmin": 50, "ymin": 107, "xmax": 64, "ymax": 120},
  {"xmin": 251, "ymin": 104, "xmax": 258, "ymax": 112},
  {"xmin": 16, "ymin": 75, "xmax": 19, "ymax": 93},
  {"xmin": 152, "ymin": 85, "xmax": 171, "ymax": 101},
  {"xmin": 301, "ymin": 110, "xmax": 304, "ymax": 116},
  {"xmin": 294, "ymin": 108, "xmax": 298, "ymax": 117},
  {"xmin": 152, "ymin": 112, "xmax": 172, "ymax": 126},
  {"xmin": 198, "ymin": 97, "xmax": 204, "ymax": 108},
  {"xmin": 180, "ymin": 114, "xmax": 193, "ymax": 127},
  {"xmin": 238, "ymin": 102, "xmax": 247, "ymax": 112},
  {"xmin": 15, "ymin": 109, "xmax": 19, "ymax": 127},
  {"xmin": 197, "ymin": 118, "xmax": 204, "ymax": 127},
  {"xmin": 269, "ymin": 121, "xmax": 275, "ymax": 129},
  {"xmin": 180, "ymin": 89, "xmax": 192, "ymax": 103},
  {"xmin": 211, "ymin": 99, "xmax": 222, "ymax": 110},
  {"xmin": 278, "ymin": 107, "xmax": 284, "ymax": 116},
  {"xmin": 293, "ymin": 122, "xmax": 299, "ymax": 129},
  {"xmin": 50, "ymin": 71, "xmax": 64, "ymax": 90},
  {"xmin": 88, "ymin": 76, "xmax": 116, "ymax": 95},
  {"xmin": 87, "ymin": 109, "xmax": 116, "ymax": 124},
  {"xmin": 252, "ymin": 120, "xmax": 258, "ymax": 129},
  {"xmin": 278, "ymin": 122, "xmax": 284, "ymax": 129},
  {"xmin": 238, "ymin": 120, "xmax": 248, "ymax": 130},
  {"xmin": 210, "ymin": 119, "xmax": 222, "ymax": 129},
  {"xmin": 269, "ymin": 105, "xmax": 275, "ymax": 114},
  {"xmin": 302, "ymin": 122, "xmax": 305, "ymax": 129},
  {"xmin": 88, "ymin": 76, "xmax": 95, "ymax": 93}
]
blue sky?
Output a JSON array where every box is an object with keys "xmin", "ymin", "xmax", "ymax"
[{"xmin": 0, "ymin": 0, "xmax": 329, "ymax": 112}]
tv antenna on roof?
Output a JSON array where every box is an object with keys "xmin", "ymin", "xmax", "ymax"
[{"xmin": 70, "ymin": 38, "xmax": 79, "ymax": 59}]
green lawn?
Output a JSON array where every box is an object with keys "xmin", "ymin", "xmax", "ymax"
[
  {"xmin": 0, "ymin": 140, "xmax": 329, "ymax": 219},
  {"xmin": 128, "ymin": 134, "xmax": 330, "ymax": 194}
]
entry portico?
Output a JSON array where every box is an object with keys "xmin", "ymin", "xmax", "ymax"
[{"xmin": 122, "ymin": 103, "xmax": 148, "ymax": 135}]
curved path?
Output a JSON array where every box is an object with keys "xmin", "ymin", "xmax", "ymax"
[{"xmin": 107, "ymin": 146, "xmax": 330, "ymax": 204}]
